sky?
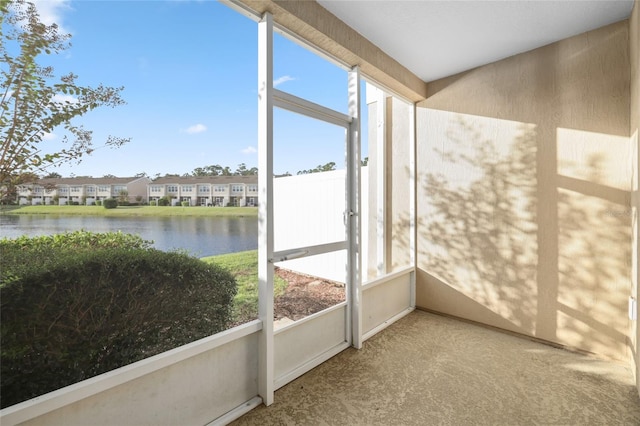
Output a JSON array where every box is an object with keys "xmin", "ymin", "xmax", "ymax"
[{"xmin": 22, "ymin": 0, "xmax": 367, "ymax": 178}]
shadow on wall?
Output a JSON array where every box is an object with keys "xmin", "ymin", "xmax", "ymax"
[
  {"xmin": 415, "ymin": 112, "xmax": 631, "ymax": 360},
  {"xmin": 414, "ymin": 20, "xmax": 632, "ymax": 360},
  {"xmin": 417, "ymin": 115, "xmax": 539, "ymax": 335}
]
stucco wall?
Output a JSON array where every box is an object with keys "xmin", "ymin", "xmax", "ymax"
[
  {"xmin": 630, "ymin": 0, "xmax": 639, "ymax": 393},
  {"xmin": 416, "ymin": 21, "xmax": 632, "ymax": 360}
]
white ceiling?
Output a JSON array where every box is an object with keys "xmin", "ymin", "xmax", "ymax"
[{"xmin": 317, "ymin": 0, "xmax": 635, "ymax": 82}]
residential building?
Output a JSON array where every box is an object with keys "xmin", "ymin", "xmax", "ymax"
[
  {"xmin": 148, "ymin": 176, "xmax": 258, "ymax": 206},
  {"xmin": 16, "ymin": 176, "xmax": 151, "ymax": 205}
]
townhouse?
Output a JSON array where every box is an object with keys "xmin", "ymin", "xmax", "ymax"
[
  {"xmin": 16, "ymin": 176, "xmax": 151, "ymax": 206},
  {"xmin": 148, "ymin": 176, "xmax": 258, "ymax": 207},
  {"xmin": 16, "ymin": 175, "xmax": 259, "ymax": 207}
]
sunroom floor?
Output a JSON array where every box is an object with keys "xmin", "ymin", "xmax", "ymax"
[{"xmin": 231, "ymin": 310, "xmax": 640, "ymax": 425}]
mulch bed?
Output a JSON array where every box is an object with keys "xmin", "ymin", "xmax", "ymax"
[{"xmin": 274, "ymin": 267, "xmax": 346, "ymax": 321}]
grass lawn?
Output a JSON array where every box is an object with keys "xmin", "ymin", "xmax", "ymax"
[
  {"xmin": 0, "ymin": 205, "xmax": 257, "ymax": 217},
  {"xmin": 202, "ymin": 250, "xmax": 288, "ymax": 325}
]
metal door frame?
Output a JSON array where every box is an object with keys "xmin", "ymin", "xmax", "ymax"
[{"xmin": 257, "ymin": 13, "xmax": 361, "ymax": 405}]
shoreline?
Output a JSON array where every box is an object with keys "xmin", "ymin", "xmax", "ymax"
[{"xmin": 0, "ymin": 205, "xmax": 258, "ymax": 218}]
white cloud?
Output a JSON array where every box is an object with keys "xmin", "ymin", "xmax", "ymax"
[
  {"xmin": 42, "ymin": 132, "xmax": 56, "ymax": 141},
  {"xmin": 51, "ymin": 93, "xmax": 78, "ymax": 104},
  {"xmin": 241, "ymin": 146, "xmax": 257, "ymax": 154},
  {"xmin": 185, "ymin": 124, "xmax": 207, "ymax": 134},
  {"xmin": 273, "ymin": 75, "xmax": 295, "ymax": 87},
  {"xmin": 32, "ymin": 0, "xmax": 73, "ymax": 34}
]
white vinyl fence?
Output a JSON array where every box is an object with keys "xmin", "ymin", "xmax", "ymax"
[{"xmin": 273, "ymin": 168, "xmax": 369, "ymax": 281}]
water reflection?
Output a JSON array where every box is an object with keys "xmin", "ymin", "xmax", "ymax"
[{"xmin": 0, "ymin": 215, "xmax": 257, "ymax": 258}]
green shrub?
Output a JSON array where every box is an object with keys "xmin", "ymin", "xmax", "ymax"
[
  {"xmin": 158, "ymin": 196, "xmax": 170, "ymax": 206},
  {"xmin": 0, "ymin": 232, "xmax": 236, "ymax": 408},
  {"xmin": 181, "ymin": 200, "xmax": 189, "ymax": 207},
  {"xmin": 149, "ymin": 200, "xmax": 157, "ymax": 206},
  {"xmin": 103, "ymin": 198, "xmax": 118, "ymax": 209},
  {"xmin": 95, "ymin": 200, "xmax": 102, "ymax": 206}
]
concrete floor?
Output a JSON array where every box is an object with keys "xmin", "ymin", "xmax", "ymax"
[{"xmin": 231, "ymin": 310, "xmax": 640, "ymax": 425}]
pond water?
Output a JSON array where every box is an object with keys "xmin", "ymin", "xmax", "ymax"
[{"xmin": 0, "ymin": 215, "xmax": 258, "ymax": 258}]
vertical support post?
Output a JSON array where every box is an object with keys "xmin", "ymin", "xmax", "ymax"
[
  {"xmin": 348, "ymin": 66, "xmax": 363, "ymax": 349},
  {"xmin": 257, "ymin": 12, "xmax": 274, "ymax": 406},
  {"xmin": 409, "ymin": 103, "xmax": 417, "ymax": 308},
  {"xmin": 376, "ymin": 88, "xmax": 387, "ymax": 276}
]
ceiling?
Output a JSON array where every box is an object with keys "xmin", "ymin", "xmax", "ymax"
[{"xmin": 317, "ymin": 0, "xmax": 635, "ymax": 83}]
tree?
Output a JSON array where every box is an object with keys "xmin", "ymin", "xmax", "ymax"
[
  {"xmin": 191, "ymin": 164, "xmax": 257, "ymax": 177},
  {"xmin": 0, "ymin": 169, "xmax": 36, "ymax": 203},
  {"xmin": 234, "ymin": 163, "xmax": 257, "ymax": 176},
  {"xmin": 297, "ymin": 162, "xmax": 336, "ymax": 175},
  {"xmin": 117, "ymin": 189, "xmax": 128, "ymax": 204},
  {"xmin": 0, "ymin": 0, "xmax": 129, "ymax": 199},
  {"xmin": 42, "ymin": 171, "xmax": 61, "ymax": 179},
  {"xmin": 191, "ymin": 164, "xmax": 221, "ymax": 176}
]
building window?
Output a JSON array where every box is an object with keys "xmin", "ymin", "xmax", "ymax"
[
  {"xmin": 231, "ymin": 185, "xmax": 243, "ymax": 193},
  {"xmin": 151, "ymin": 186, "xmax": 162, "ymax": 193},
  {"xmin": 247, "ymin": 185, "xmax": 257, "ymax": 192},
  {"xmin": 98, "ymin": 185, "xmax": 109, "ymax": 192},
  {"xmin": 214, "ymin": 185, "xmax": 226, "ymax": 192},
  {"xmin": 198, "ymin": 186, "xmax": 210, "ymax": 193},
  {"xmin": 59, "ymin": 187, "xmax": 68, "ymax": 193},
  {"xmin": 86, "ymin": 186, "xmax": 95, "ymax": 193},
  {"xmin": 167, "ymin": 185, "xmax": 178, "ymax": 193},
  {"xmin": 182, "ymin": 185, "xmax": 194, "ymax": 192}
]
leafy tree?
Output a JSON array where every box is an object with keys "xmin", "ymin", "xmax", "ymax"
[
  {"xmin": 42, "ymin": 171, "xmax": 61, "ymax": 179},
  {"xmin": 234, "ymin": 162, "xmax": 257, "ymax": 176},
  {"xmin": 102, "ymin": 174, "xmax": 116, "ymax": 178},
  {"xmin": 190, "ymin": 164, "xmax": 244, "ymax": 177},
  {"xmin": 191, "ymin": 166, "xmax": 210, "ymax": 177},
  {"xmin": 0, "ymin": 169, "xmax": 36, "ymax": 203},
  {"xmin": 117, "ymin": 189, "xmax": 128, "ymax": 204},
  {"xmin": 297, "ymin": 162, "xmax": 336, "ymax": 175},
  {"xmin": 0, "ymin": 0, "xmax": 129, "ymax": 199}
]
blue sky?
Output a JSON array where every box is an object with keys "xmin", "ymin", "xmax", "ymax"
[{"xmin": 29, "ymin": 0, "xmax": 364, "ymax": 178}]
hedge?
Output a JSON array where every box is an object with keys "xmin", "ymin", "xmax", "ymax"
[
  {"xmin": 0, "ymin": 232, "xmax": 237, "ymax": 408},
  {"xmin": 103, "ymin": 198, "xmax": 118, "ymax": 209}
]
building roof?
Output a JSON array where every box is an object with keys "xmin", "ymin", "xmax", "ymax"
[
  {"xmin": 151, "ymin": 175, "xmax": 258, "ymax": 185},
  {"xmin": 36, "ymin": 177, "xmax": 149, "ymax": 186}
]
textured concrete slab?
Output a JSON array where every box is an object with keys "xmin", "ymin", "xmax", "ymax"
[{"xmin": 232, "ymin": 310, "xmax": 640, "ymax": 425}]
